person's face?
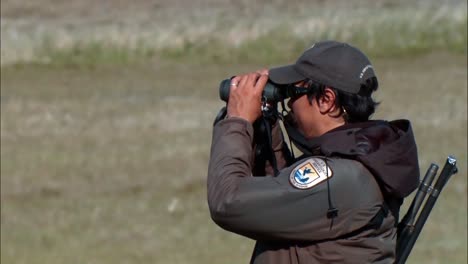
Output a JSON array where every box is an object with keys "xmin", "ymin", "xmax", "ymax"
[
  {"xmin": 287, "ymin": 82, "xmax": 344, "ymax": 139},
  {"xmin": 287, "ymin": 81, "xmax": 308, "ymax": 111},
  {"xmin": 287, "ymin": 81, "xmax": 319, "ymax": 137}
]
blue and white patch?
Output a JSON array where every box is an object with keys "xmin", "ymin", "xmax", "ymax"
[{"xmin": 289, "ymin": 158, "xmax": 333, "ymax": 189}]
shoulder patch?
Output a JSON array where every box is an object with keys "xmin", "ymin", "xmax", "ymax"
[{"xmin": 289, "ymin": 158, "xmax": 333, "ymax": 190}]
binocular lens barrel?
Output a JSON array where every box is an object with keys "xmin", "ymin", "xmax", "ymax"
[{"xmin": 219, "ymin": 79, "xmax": 286, "ymax": 102}]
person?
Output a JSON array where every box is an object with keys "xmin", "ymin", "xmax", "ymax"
[{"xmin": 207, "ymin": 40, "xmax": 420, "ymax": 264}]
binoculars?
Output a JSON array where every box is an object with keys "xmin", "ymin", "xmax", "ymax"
[{"xmin": 219, "ymin": 79, "xmax": 305, "ymax": 102}]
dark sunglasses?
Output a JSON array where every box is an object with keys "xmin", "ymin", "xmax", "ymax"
[{"xmin": 285, "ymin": 85, "xmax": 309, "ymax": 99}]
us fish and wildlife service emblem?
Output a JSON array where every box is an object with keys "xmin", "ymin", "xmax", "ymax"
[{"xmin": 289, "ymin": 158, "xmax": 333, "ymax": 189}]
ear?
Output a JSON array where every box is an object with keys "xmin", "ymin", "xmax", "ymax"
[{"xmin": 317, "ymin": 87, "xmax": 339, "ymax": 114}]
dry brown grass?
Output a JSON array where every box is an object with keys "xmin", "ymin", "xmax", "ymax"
[{"xmin": 1, "ymin": 52, "xmax": 466, "ymax": 264}]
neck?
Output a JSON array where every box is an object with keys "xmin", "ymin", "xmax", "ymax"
[{"xmin": 305, "ymin": 118, "xmax": 345, "ymax": 139}]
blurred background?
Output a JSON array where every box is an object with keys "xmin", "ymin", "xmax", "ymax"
[{"xmin": 1, "ymin": 0, "xmax": 466, "ymax": 263}]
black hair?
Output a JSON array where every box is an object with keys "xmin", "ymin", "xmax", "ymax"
[{"xmin": 305, "ymin": 77, "xmax": 380, "ymax": 123}]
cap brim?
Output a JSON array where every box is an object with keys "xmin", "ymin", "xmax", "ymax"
[{"xmin": 269, "ymin": 64, "xmax": 306, "ymax": 84}]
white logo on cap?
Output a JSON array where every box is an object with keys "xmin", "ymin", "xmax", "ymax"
[{"xmin": 360, "ymin": 65, "xmax": 373, "ymax": 79}]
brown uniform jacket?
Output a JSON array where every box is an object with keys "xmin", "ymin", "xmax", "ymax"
[{"xmin": 207, "ymin": 117, "xmax": 419, "ymax": 264}]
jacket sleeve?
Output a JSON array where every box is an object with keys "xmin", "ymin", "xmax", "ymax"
[{"xmin": 207, "ymin": 118, "xmax": 385, "ymax": 241}]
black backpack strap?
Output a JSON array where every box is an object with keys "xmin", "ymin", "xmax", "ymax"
[{"xmin": 386, "ymin": 196, "xmax": 403, "ymax": 227}]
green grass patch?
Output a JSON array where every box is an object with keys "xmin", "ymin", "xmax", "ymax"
[
  {"xmin": 160, "ymin": 29, "xmax": 310, "ymax": 65},
  {"xmin": 9, "ymin": 3, "xmax": 467, "ymax": 67},
  {"xmin": 36, "ymin": 41, "xmax": 155, "ymax": 68},
  {"xmin": 162, "ymin": 16, "xmax": 467, "ymax": 65}
]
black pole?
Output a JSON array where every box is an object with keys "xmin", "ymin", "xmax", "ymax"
[
  {"xmin": 396, "ymin": 156, "xmax": 458, "ymax": 264},
  {"xmin": 396, "ymin": 163, "xmax": 439, "ymax": 255}
]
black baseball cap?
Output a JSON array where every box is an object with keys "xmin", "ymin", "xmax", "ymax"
[{"xmin": 269, "ymin": 41, "xmax": 377, "ymax": 95}]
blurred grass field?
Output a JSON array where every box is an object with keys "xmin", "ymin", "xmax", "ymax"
[{"xmin": 1, "ymin": 0, "xmax": 467, "ymax": 264}]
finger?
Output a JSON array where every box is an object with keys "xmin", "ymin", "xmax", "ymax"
[
  {"xmin": 238, "ymin": 74, "xmax": 249, "ymax": 89},
  {"xmin": 256, "ymin": 68, "xmax": 269, "ymax": 75},
  {"xmin": 230, "ymin": 76, "xmax": 242, "ymax": 90},
  {"xmin": 246, "ymin": 72, "xmax": 261, "ymax": 88},
  {"xmin": 231, "ymin": 76, "xmax": 241, "ymax": 85},
  {"xmin": 254, "ymin": 74, "xmax": 269, "ymax": 94}
]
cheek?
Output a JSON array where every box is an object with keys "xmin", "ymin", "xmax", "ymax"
[
  {"xmin": 287, "ymin": 98, "xmax": 296, "ymax": 111},
  {"xmin": 293, "ymin": 96, "xmax": 308, "ymax": 113},
  {"xmin": 291, "ymin": 99, "xmax": 307, "ymax": 129}
]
